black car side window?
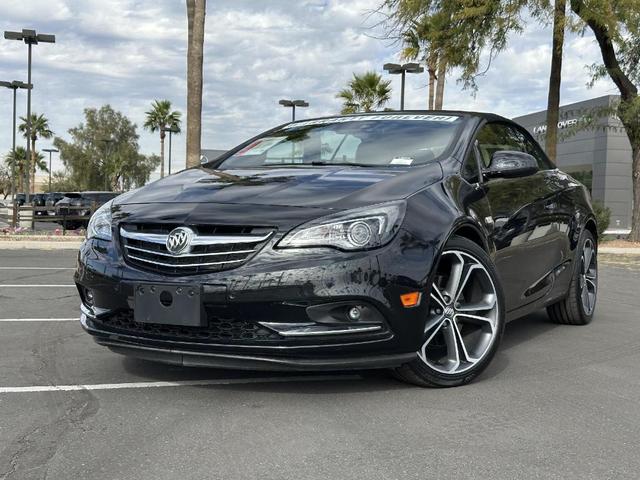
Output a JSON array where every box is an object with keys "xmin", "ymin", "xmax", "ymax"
[
  {"xmin": 476, "ymin": 123, "xmax": 528, "ymax": 168},
  {"xmin": 523, "ymin": 135, "xmax": 555, "ymax": 170},
  {"xmin": 461, "ymin": 144, "xmax": 481, "ymax": 183}
]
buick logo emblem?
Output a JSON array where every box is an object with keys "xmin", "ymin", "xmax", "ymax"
[{"xmin": 166, "ymin": 227, "xmax": 194, "ymax": 255}]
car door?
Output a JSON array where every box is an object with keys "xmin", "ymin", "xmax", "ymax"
[{"xmin": 475, "ymin": 121, "xmax": 566, "ymax": 312}]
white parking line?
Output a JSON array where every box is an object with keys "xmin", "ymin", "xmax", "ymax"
[
  {"xmin": 0, "ymin": 318, "xmax": 78, "ymax": 322},
  {"xmin": 0, "ymin": 267, "xmax": 74, "ymax": 270},
  {"xmin": 0, "ymin": 284, "xmax": 76, "ymax": 288},
  {"xmin": 0, "ymin": 375, "xmax": 363, "ymax": 394}
]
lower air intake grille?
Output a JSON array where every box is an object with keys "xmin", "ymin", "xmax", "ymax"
[{"xmin": 93, "ymin": 309, "xmax": 284, "ymax": 343}]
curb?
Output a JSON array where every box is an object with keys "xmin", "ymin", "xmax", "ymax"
[
  {"xmin": 0, "ymin": 240, "xmax": 83, "ymax": 250},
  {"xmin": 599, "ymin": 247, "xmax": 640, "ymax": 254}
]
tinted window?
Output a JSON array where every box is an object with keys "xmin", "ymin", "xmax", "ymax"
[
  {"xmin": 523, "ymin": 135, "xmax": 554, "ymax": 170},
  {"xmin": 218, "ymin": 114, "xmax": 465, "ymax": 169},
  {"xmin": 476, "ymin": 122, "xmax": 552, "ymax": 170},
  {"xmin": 461, "ymin": 146, "xmax": 481, "ymax": 183}
]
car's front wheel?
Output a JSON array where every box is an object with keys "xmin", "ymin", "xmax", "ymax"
[{"xmin": 394, "ymin": 236, "xmax": 506, "ymax": 387}]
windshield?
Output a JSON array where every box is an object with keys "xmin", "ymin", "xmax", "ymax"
[{"xmin": 218, "ymin": 114, "xmax": 465, "ymax": 169}]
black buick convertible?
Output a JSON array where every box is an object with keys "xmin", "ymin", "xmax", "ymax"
[{"xmin": 76, "ymin": 111, "xmax": 598, "ymax": 387}]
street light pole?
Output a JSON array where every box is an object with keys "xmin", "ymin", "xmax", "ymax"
[
  {"xmin": 43, "ymin": 148, "xmax": 58, "ymax": 192},
  {"xmin": 4, "ymin": 29, "xmax": 56, "ymax": 203},
  {"xmin": 0, "ymin": 80, "xmax": 30, "ymax": 204},
  {"xmin": 279, "ymin": 99, "xmax": 309, "ymax": 121},
  {"xmin": 383, "ymin": 63, "xmax": 424, "ymax": 111},
  {"xmin": 161, "ymin": 126, "xmax": 180, "ymax": 175}
]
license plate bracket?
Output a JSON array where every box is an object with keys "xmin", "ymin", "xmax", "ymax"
[{"xmin": 134, "ymin": 284, "xmax": 204, "ymax": 326}]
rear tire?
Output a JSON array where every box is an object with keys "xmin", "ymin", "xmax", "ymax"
[
  {"xmin": 547, "ymin": 229, "xmax": 597, "ymax": 325},
  {"xmin": 393, "ymin": 236, "xmax": 506, "ymax": 388}
]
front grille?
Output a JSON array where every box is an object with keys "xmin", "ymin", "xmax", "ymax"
[
  {"xmin": 93, "ymin": 309, "xmax": 284, "ymax": 343},
  {"xmin": 119, "ymin": 223, "xmax": 274, "ymax": 275}
]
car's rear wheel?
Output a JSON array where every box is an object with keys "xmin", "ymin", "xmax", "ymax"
[
  {"xmin": 547, "ymin": 230, "xmax": 597, "ymax": 325},
  {"xmin": 393, "ymin": 236, "xmax": 505, "ymax": 387}
]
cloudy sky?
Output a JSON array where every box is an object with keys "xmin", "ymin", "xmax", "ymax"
[{"xmin": 0, "ymin": 0, "xmax": 619, "ymax": 179}]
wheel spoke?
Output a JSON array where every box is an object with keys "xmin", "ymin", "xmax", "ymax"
[
  {"xmin": 456, "ymin": 293, "xmax": 496, "ymax": 312},
  {"xmin": 453, "ymin": 264, "xmax": 481, "ymax": 305},
  {"xmin": 430, "ymin": 284, "xmax": 447, "ymax": 309},
  {"xmin": 585, "ymin": 277, "xmax": 597, "ymax": 291},
  {"xmin": 451, "ymin": 319, "xmax": 473, "ymax": 363},
  {"xmin": 440, "ymin": 319, "xmax": 460, "ymax": 371},
  {"xmin": 418, "ymin": 319, "xmax": 446, "ymax": 363},
  {"xmin": 455, "ymin": 312, "xmax": 496, "ymax": 332},
  {"xmin": 423, "ymin": 312, "xmax": 445, "ymax": 335},
  {"xmin": 583, "ymin": 244, "xmax": 593, "ymax": 272},
  {"xmin": 444, "ymin": 253, "xmax": 465, "ymax": 301},
  {"xmin": 581, "ymin": 284, "xmax": 590, "ymax": 310}
]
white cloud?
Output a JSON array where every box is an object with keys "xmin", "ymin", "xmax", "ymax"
[{"xmin": 0, "ymin": 0, "xmax": 621, "ymax": 180}]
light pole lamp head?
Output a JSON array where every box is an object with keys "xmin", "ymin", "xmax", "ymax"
[
  {"xmin": 292, "ymin": 100, "xmax": 309, "ymax": 108},
  {"xmin": 403, "ymin": 63, "xmax": 424, "ymax": 74},
  {"xmin": 279, "ymin": 99, "xmax": 294, "ymax": 107},
  {"xmin": 383, "ymin": 63, "xmax": 403, "ymax": 75},
  {"xmin": 0, "ymin": 80, "xmax": 32, "ymax": 90},
  {"xmin": 4, "ymin": 29, "xmax": 56, "ymax": 44},
  {"xmin": 43, "ymin": 148, "xmax": 59, "ymax": 153}
]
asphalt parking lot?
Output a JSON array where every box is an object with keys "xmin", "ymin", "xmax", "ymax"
[{"xmin": 0, "ymin": 249, "xmax": 639, "ymax": 480}]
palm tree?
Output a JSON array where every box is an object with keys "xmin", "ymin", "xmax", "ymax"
[
  {"xmin": 402, "ymin": 19, "xmax": 438, "ymax": 110},
  {"xmin": 5, "ymin": 147, "xmax": 27, "ymax": 193},
  {"xmin": 401, "ymin": 16, "xmax": 450, "ymax": 110},
  {"xmin": 186, "ymin": 0, "xmax": 206, "ymax": 168},
  {"xmin": 144, "ymin": 100, "xmax": 182, "ymax": 178},
  {"xmin": 337, "ymin": 72, "xmax": 392, "ymax": 114},
  {"xmin": 4, "ymin": 147, "xmax": 47, "ymax": 193},
  {"xmin": 18, "ymin": 113, "xmax": 53, "ymax": 193}
]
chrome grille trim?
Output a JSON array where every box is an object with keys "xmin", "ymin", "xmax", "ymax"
[
  {"xmin": 119, "ymin": 228, "xmax": 272, "ymax": 245},
  {"xmin": 126, "ymin": 254, "xmax": 246, "ymax": 269},
  {"xmin": 119, "ymin": 225, "xmax": 274, "ymax": 274},
  {"xmin": 124, "ymin": 244, "xmax": 256, "ymax": 258}
]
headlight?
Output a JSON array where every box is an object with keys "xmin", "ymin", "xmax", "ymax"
[
  {"xmin": 278, "ymin": 201, "xmax": 406, "ymax": 251},
  {"xmin": 87, "ymin": 200, "xmax": 113, "ymax": 241}
]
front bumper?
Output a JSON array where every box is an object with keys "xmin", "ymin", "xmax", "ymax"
[
  {"xmin": 76, "ymin": 224, "xmax": 438, "ymax": 370},
  {"xmin": 81, "ymin": 313, "xmax": 416, "ymax": 370}
]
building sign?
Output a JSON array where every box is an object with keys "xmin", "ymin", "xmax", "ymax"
[{"xmin": 533, "ymin": 117, "xmax": 581, "ymax": 135}]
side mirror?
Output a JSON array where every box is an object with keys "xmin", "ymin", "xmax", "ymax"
[
  {"xmin": 484, "ymin": 151, "xmax": 538, "ymax": 179},
  {"xmin": 200, "ymin": 154, "xmax": 209, "ymax": 165}
]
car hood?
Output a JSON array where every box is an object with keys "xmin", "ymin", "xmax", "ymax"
[{"xmin": 115, "ymin": 164, "xmax": 443, "ymax": 210}]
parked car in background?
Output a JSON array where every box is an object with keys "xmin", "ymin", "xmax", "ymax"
[
  {"xmin": 32, "ymin": 193, "xmax": 47, "ymax": 216},
  {"xmin": 14, "ymin": 193, "xmax": 26, "ymax": 206},
  {"xmin": 55, "ymin": 191, "xmax": 120, "ymax": 229},
  {"xmin": 45, "ymin": 192, "xmax": 66, "ymax": 215}
]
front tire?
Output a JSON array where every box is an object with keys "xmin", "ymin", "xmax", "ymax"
[
  {"xmin": 547, "ymin": 229, "xmax": 597, "ymax": 325},
  {"xmin": 394, "ymin": 236, "xmax": 506, "ymax": 387}
]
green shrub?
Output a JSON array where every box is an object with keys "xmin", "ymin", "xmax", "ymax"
[{"xmin": 592, "ymin": 201, "xmax": 611, "ymax": 240}]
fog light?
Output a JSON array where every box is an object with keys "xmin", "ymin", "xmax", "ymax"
[
  {"xmin": 348, "ymin": 306, "xmax": 362, "ymax": 321},
  {"xmin": 84, "ymin": 288, "xmax": 94, "ymax": 306}
]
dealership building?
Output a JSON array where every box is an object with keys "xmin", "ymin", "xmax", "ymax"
[{"xmin": 514, "ymin": 95, "xmax": 633, "ymax": 231}]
